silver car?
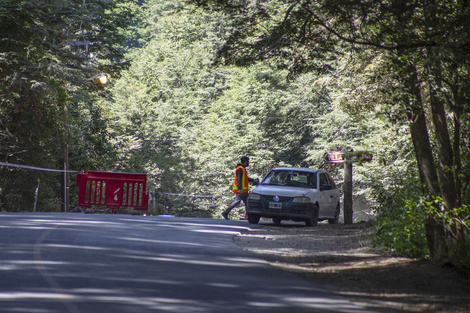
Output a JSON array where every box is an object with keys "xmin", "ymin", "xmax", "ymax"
[{"xmin": 247, "ymin": 167, "xmax": 340, "ymax": 226}]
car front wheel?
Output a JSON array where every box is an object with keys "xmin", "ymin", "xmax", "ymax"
[
  {"xmin": 305, "ymin": 204, "xmax": 319, "ymax": 226},
  {"xmin": 247, "ymin": 213, "xmax": 260, "ymax": 224}
]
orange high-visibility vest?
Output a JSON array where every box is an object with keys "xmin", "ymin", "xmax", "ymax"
[{"xmin": 232, "ymin": 165, "xmax": 248, "ymax": 193}]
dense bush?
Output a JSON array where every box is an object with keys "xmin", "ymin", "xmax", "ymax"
[
  {"xmin": 374, "ymin": 188, "xmax": 470, "ymax": 263},
  {"xmin": 370, "ymin": 165, "xmax": 430, "ymax": 258},
  {"xmin": 373, "ymin": 197, "xmax": 429, "ymax": 258}
]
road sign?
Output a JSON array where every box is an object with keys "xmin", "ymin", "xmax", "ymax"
[
  {"xmin": 352, "ymin": 151, "xmax": 373, "ymax": 163},
  {"xmin": 323, "ymin": 151, "xmax": 346, "ymax": 164},
  {"xmin": 323, "ymin": 151, "xmax": 373, "ymax": 164}
]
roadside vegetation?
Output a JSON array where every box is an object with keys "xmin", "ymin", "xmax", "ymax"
[{"xmin": 1, "ymin": 1, "xmax": 469, "ymax": 269}]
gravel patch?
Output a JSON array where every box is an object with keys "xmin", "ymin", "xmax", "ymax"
[{"xmin": 234, "ymin": 221, "xmax": 470, "ymax": 313}]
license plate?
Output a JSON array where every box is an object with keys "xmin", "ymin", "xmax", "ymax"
[{"xmin": 269, "ymin": 202, "xmax": 282, "ymax": 209}]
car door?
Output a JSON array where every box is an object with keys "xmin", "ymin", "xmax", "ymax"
[
  {"xmin": 327, "ymin": 173, "xmax": 340, "ymax": 212},
  {"xmin": 318, "ymin": 172, "xmax": 336, "ymax": 218}
]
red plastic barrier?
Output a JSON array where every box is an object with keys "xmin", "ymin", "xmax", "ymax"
[{"xmin": 76, "ymin": 171, "xmax": 149, "ymax": 212}]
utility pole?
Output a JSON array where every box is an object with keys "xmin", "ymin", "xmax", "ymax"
[
  {"xmin": 64, "ymin": 144, "xmax": 69, "ymax": 213},
  {"xmin": 343, "ymin": 157, "xmax": 353, "ymax": 224}
]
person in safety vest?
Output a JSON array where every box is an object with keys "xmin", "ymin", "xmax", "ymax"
[{"xmin": 222, "ymin": 156, "xmax": 257, "ymax": 220}]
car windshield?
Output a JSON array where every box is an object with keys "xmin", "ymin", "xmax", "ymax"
[{"xmin": 262, "ymin": 170, "xmax": 317, "ymax": 189}]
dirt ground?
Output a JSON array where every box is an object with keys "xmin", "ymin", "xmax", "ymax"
[{"xmin": 234, "ymin": 221, "xmax": 470, "ymax": 313}]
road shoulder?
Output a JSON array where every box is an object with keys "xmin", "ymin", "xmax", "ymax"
[{"xmin": 234, "ymin": 221, "xmax": 470, "ymax": 313}]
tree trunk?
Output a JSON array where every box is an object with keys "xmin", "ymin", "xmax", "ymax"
[
  {"xmin": 428, "ymin": 69, "xmax": 457, "ymax": 211},
  {"xmin": 402, "ymin": 63, "xmax": 447, "ymax": 264},
  {"xmin": 427, "ymin": 63, "xmax": 466, "ymax": 266},
  {"xmin": 453, "ymin": 113, "xmax": 462, "ymax": 209},
  {"xmin": 404, "ymin": 64, "xmax": 439, "ymax": 196}
]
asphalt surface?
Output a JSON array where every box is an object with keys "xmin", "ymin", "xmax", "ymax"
[{"xmin": 0, "ymin": 213, "xmax": 374, "ymax": 313}]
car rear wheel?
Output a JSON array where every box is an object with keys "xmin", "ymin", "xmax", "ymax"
[
  {"xmin": 328, "ymin": 203, "xmax": 340, "ymax": 224},
  {"xmin": 272, "ymin": 218, "xmax": 282, "ymax": 225},
  {"xmin": 305, "ymin": 204, "xmax": 319, "ymax": 226},
  {"xmin": 247, "ymin": 213, "xmax": 260, "ymax": 224}
]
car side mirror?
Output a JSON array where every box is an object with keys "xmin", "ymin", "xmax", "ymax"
[
  {"xmin": 320, "ymin": 184, "xmax": 332, "ymax": 191},
  {"xmin": 252, "ymin": 178, "xmax": 260, "ymax": 186}
]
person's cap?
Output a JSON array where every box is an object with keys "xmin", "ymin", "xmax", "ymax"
[{"xmin": 241, "ymin": 156, "xmax": 250, "ymax": 163}]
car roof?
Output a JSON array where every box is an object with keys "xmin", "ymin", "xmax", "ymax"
[{"xmin": 271, "ymin": 167, "xmax": 321, "ymax": 173}]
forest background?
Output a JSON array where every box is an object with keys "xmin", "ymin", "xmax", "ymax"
[{"xmin": 1, "ymin": 0, "xmax": 469, "ymax": 268}]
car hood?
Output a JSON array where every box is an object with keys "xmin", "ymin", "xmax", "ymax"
[{"xmin": 252, "ymin": 185, "xmax": 314, "ymax": 197}]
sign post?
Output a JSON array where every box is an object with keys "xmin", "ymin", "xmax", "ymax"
[
  {"xmin": 343, "ymin": 155, "xmax": 353, "ymax": 224},
  {"xmin": 323, "ymin": 150, "xmax": 373, "ymax": 224}
]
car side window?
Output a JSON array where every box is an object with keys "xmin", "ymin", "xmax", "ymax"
[
  {"xmin": 327, "ymin": 175, "xmax": 337, "ymax": 189},
  {"xmin": 307, "ymin": 173, "xmax": 317, "ymax": 188},
  {"xmin": 319, "ymin": 173, "xmax": 330, "ymax": 188}
]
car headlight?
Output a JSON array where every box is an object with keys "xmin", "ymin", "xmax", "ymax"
[
  {"xmin": 249, "ymin": 193, "xmax": 261, "ymax": 200},
  {"xmin": 293, "ymin": 197, "xmax": 311, "ymax": 203}
]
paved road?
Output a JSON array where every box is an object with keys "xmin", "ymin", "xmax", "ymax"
[{"xmin": 0, "ymin": 213, "xmax": 373, "ymax": 313}]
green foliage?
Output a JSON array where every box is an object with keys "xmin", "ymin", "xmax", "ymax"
[
  {"xmin": 374, "ymin": 194, "xmax": 470, "ymax": 263},
  {"xmin": 422, "ymin": 197, "xmax": 470, "ymax": 266},
  {"xmin": 102, "ymin": 0, "xmax": 434, "ymax": 221},
  {"xmin": 373, "ymin": 175, "xmax": 469, "ymax": 261},
  {"xmin": 0, "ymin": 0, "xmax": 140, "ymax": 211},
  {"xmin": 3, "ymin": 0, "xmax": 469, "ymax": 271},
  {"xmin": 102, "ymin": 1, "xmax": 367, "ymax": 215},
  {"xmin": 424, "ymin": 197, "xmax": 470, "ymax": 230},
  {"xmin": 374, "ymin": 197, "xmax": 429, "ymax": 259}
]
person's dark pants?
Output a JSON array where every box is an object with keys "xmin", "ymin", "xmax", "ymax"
[{"xmin": 223, "ymin": 192, "xmax": 249, "ymax": 215}]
